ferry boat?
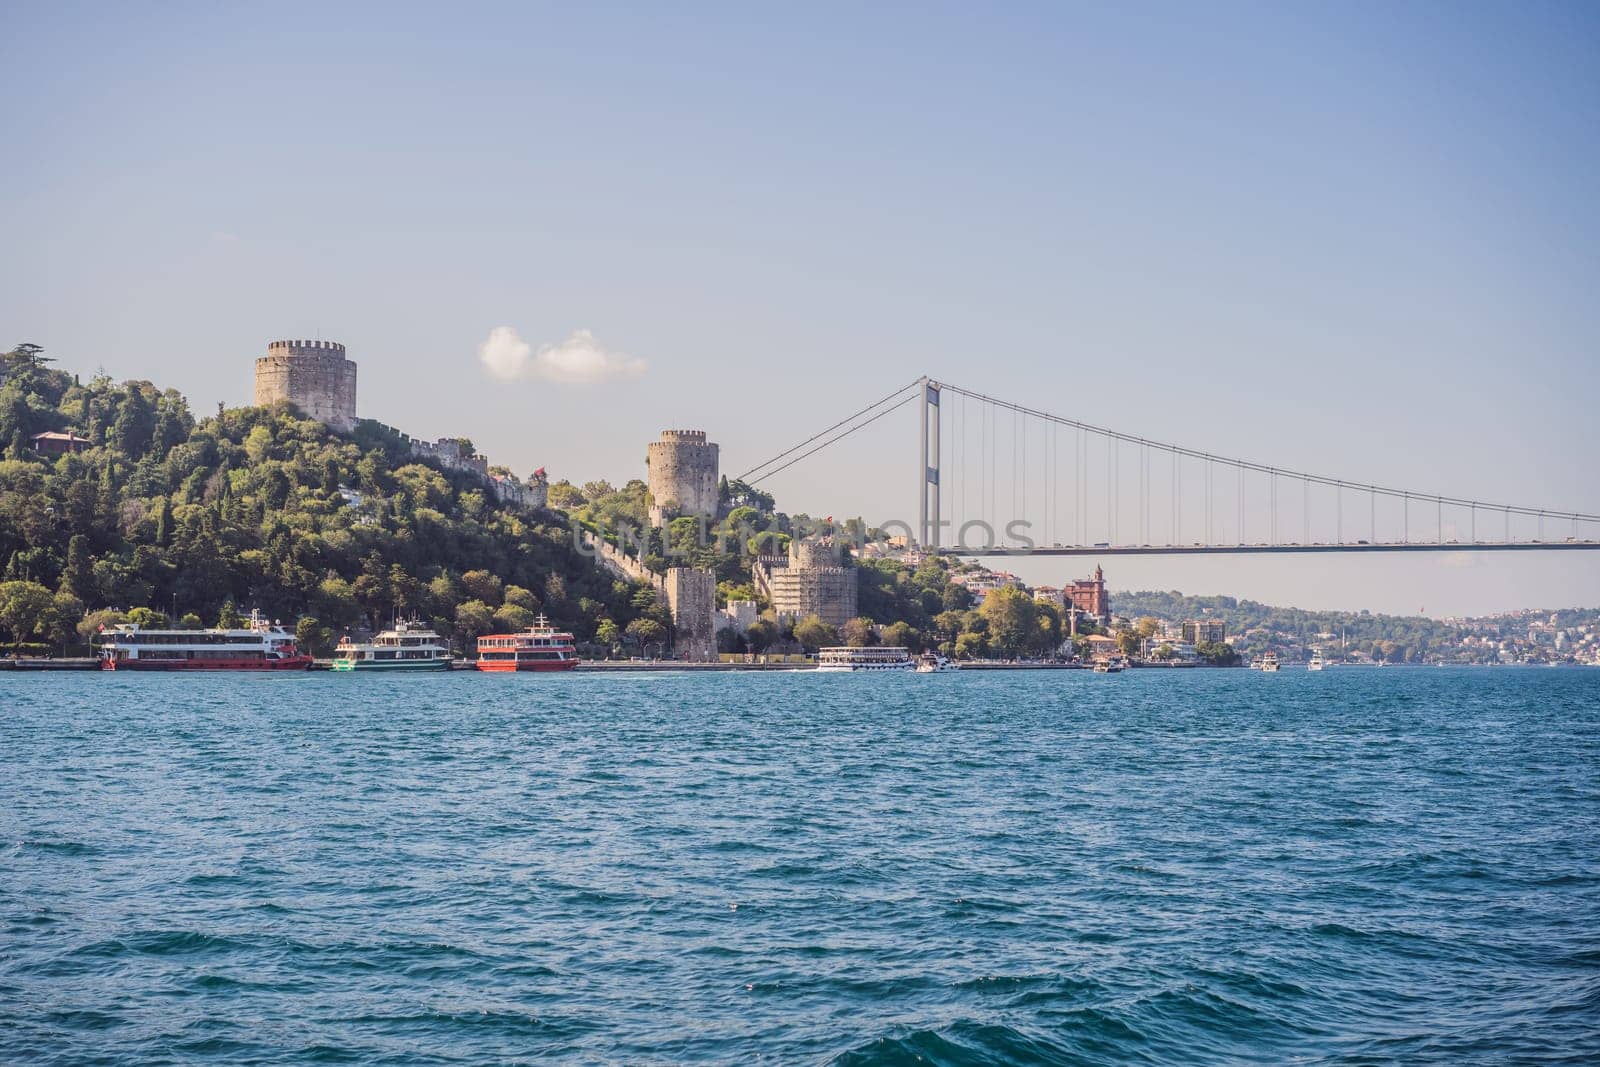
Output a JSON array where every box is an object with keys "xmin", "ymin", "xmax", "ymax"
[
  {"xmin": 1307, "ymin": 649, "xmax": 1326, "ymax": 672},
  {"xmin": 475, "ymin": 615, "xmax": 579, "ymax": 672},
  {"xmin": 331, "ymin": 620, "xmax": 453, "ymax": 671},
  {"xmin": 97, "ymin": 610, "xmax": 312, "ymax": 671},
  {"xmin": 1260, "ymin": 651, "xmax": 1280, "ymax": 673},
  {"xmin": 815, "ymin": 646, "xmax": 914, "ymax": 672},
  {"xmin": 915, "ymin": 652, "xmax": 959, "ymax": 673}
]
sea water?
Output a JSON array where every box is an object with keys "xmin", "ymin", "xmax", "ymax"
[{"xmin": 2, "ymin": 668, "xmax": 1597, "ymax": 1064}]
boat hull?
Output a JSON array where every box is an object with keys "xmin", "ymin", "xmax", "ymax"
[
  {"xmin": 330, "ymin": 659, "xmax": 452, "ymax": 672},
  {"xmin": 475, "ymin": 659, "xmax": 579, "ymax": 672},
  {"xmin": 100, "ymin": 657, "xmax": 313, "ymax": 671}
]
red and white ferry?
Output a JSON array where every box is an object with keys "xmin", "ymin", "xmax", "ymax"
[
  {"xmin": 475, "ymin": 615, "xmax": 579, "ymax": 672},
  {"xmin": 98, "ymin": 610, "xmax": 313, "ymax": 671}
]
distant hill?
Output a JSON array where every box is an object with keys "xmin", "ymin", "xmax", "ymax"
[
  {"xmin": 0, "ymin": 344, "xmax": 662, "ymax": 655},
  {"xmin": 1112, "ymin": 588, "xmax": 1597, "ymax": 664}
]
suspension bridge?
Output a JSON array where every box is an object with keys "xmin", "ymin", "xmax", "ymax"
[{"xmin": 737, "ymin": 378, "xmax": 1600, "ymax": 558}]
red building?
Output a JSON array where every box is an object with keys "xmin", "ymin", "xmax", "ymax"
[
  {"xmin": 1066, "ymin": 565, "xmax": 1111, "ymax": 624},
  {"xmin": 30, "ymin": 431, "xmax": 90, "ymax": 455}
]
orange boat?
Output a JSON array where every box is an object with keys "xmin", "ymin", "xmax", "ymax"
[{"xmin": 475, "ymin": 615, "xmax": 580, "ymax": 672}]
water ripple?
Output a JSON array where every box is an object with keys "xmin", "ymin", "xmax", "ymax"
[{"xmin": 2, "ymin": 667, "xmax": 1597, "ymax": 1064}]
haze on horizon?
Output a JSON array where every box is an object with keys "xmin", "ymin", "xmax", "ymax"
[{"xmin": 3, "ymin": 2, "xmax": 1596, "ymax": 618}]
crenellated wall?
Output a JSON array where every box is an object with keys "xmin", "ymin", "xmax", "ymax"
[
  {"xmin": 254, "ymin": 339, "xmax": 358, "ymax": 431},
  {"xmin": 646, "ymin": 429, "xmax": 719, "ymax": 527}
]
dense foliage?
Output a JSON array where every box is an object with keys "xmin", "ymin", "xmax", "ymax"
[{"xmin": 0, "ymin": 346, "xmax": 662, "ymax": 654}]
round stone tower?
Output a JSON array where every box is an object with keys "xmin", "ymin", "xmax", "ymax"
[
  {"xmin": 646, "ymin": 429, "xmax": 720, "ymax": 527},
  {"xmin": 254, "ymin": 339, "xmax": 358, "ymax": 432}
]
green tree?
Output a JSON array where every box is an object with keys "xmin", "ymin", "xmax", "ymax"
[
  {"xmin": 744, "ymin": 618, "xmax": 778, "ymax": 653},
  {"xmin": 625, "ymin": 617, "xmax": 666, "ymax": 652},
  {"xmin": 125, "ymin": 606, "xmax": 169, "ymax": 628},
  {"xmin": 840, "ymin": 617, "xmax": 878, "ymax": 647},
  {"xmin": 461, "ymin": 569, "xmax": 503, "ymax": 607},
  {"xmin": 295, "ymin": 616, "xmax": 334, "ymax": 658},
  {"xmin": 954, "ymin": 631, "xmax": 987, "ymax": 660},
  {"xmin": 880, "ymin": 620, "xmax": 920, "ymax": 652},
  {"xmin": 979, "ymin": 586, "xmax": 1037, "ymax": 657},
  {"xmin": 792, "ymin": 615, "xmax": 838, "ymax": 652},
  {"xmin": 217, "ymin": 598, "xmax": 241, "ymax": 629}
]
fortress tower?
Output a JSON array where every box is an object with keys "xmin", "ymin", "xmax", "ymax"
[
  {"xmin": 646, "ymin": 429, "xmax": 719, "ymax": 527},
  {"xmin": 254, "ymin": 339, "xmax": 358, "ymax": 432}
]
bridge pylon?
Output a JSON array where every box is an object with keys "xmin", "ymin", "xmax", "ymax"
[{"xmin": 920, "ymin": 377, "xmax": 941, "ymax": 548}]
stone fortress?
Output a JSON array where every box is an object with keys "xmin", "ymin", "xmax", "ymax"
[
  {"xmin": 254, "ymin": 340, "xmax": 359, "ymax": 433},
  {"xmin": 253, "ymin": 337, "xmax": 546, "ymax": 510},
  {"xmin": 752, "ymin": 536, "xmax": 859, "ymax": 628},
  {"xmin": 646, "ymin": 430, "xmax": 720, "ymax": 527}
]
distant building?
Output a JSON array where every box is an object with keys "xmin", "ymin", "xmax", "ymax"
[
  {"xmin": 1082, "ymin": 633, "xmax": 1119, "ymax": 661},
  {"xmin": 1032, "ymin": 585, "xmax": 1066, "ymax": 609},
  {"xmin": 953, "ymin": 570, "xmax": 1022, "ymax": 602},
  {"xmin": 1066, "ymin": 565, "xmax": 1111, "ymax": 624},
  {"xmin": 1182, "ymin": 619, "xmax": 1227, "ymax": 645},
  {"xmin": 30, "ymin": 431, "xmax": 90, "ymax": 455},
  {"xmin": 753, "ymin": 538, "xmax": 859, "ymax": 627}
]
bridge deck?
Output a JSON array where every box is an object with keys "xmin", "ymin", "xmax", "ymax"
[{"xmin": 939, "ymin": 541, "xmax": 1600, "ymax": 557}]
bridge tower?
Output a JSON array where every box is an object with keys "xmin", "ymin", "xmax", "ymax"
[{"xmin": 919, "ymin": 378, "xmax": 941, "ymax": 548}]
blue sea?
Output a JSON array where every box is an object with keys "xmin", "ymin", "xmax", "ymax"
[{"xmin": 2, "ymin": 667, "xmax": 1597, "ymax": 1065}]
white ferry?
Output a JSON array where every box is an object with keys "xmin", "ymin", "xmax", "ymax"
[
  {"xmin": 915, "ymin": 651, "xmax": 959, "ymax": 673},
  {"xmin": 1260, "ymin": 651, "xmax": 1280, "ymax": 672},
  {"xmin": 97, "ymin": 610, "xmax": 312, "ymax": 671},
  {"xmin": 331, "ymin": 620, "xmax": 453, "ymax": 671},
  {"xmin": 1307, "ymin": 650, "xmax": 1326, "ymax": 672},
  {"xmin": 815, "ymin": 646, "xmax": 914, "ymax": 672}
]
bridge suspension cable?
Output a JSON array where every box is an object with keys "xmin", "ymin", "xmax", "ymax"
[
  {"xmin": 936, "ymin": 380, "xmax": 1600, "ymax": 527},
  {"xmin": 736, "ymin": 379, "xmax": 920, "ymax": 485}
]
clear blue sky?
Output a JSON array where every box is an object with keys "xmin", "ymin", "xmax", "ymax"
[{"xmin": 3, "ymin": 2, "xmax": 1596, "ymax": 615}]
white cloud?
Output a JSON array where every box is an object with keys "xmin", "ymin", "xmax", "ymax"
[
  {"xmin": 478, "ymin": 327, "xmax": 647, "ymax": 385},
  {"xmin": 479, "ymin": 326, "xmax": 533, "ymax": 380}
]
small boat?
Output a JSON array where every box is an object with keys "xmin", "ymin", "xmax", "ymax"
[
  {"xmin": 1093, "ymin": 656, "xmax": 1125, "ymax": 674},
  {"xmin": 1307, "ymin": 650, "xmax": 1325, "ymax": 672},
  {"xmin": 915, "ymin": 651, "xmax": 959, "ymax": 673},
  {"xmin": 332, "ymin": 619, "xmax": 453, "ymax": 671},
  {"xmin": 475, "ymin": 615, "xmax": 580, "ymax": 672},
  {"xmin": 1248, "ymin": 654, "xmax": 1263, "ymax": 670},
  {"xmin": 816, "ymin": 647, "xmax": 915, "ymax": 672},
  {"xmin": 1260, "ymin": 652, "xmax": 1280, "ymax": 673}
]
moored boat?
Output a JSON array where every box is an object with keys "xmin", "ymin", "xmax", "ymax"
[
  {"xmin": 1307, "ymin": 649, "xmax": 1326, "ymax": 672},
  {"xmin": 475, "ymin": 615, "xmax": 579, "ymax": 672},
  {"xmin": 915, "ymin": 651, "xmax": 959, "ymax": 673},
  {"xmin": 332, "ymin": 619, "xmax": 453, "ymax": 671},
  {"xmin": 816, "ymin": 646, "xmax": 914, "ymax": 672},
  {"xmin": 1260, "ymin": 652, "xmax": 1280, "ymax": 672},
  {"xmin": 97, "ymin": 610, "xmax": 312, "ymax": 671}
]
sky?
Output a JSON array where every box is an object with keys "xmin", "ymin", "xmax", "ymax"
[{"xmin": 3, "ymin": 1, "xmax": 1597, "ymax": 616}]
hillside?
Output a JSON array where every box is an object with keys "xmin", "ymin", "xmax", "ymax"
[
  {"xmin": 0, "ymin": 344, "xmax": 664, "ymax": 655},
  {"xmin": 1112, "ymin": 588, "xmax": 1599, "ymax": 664}
]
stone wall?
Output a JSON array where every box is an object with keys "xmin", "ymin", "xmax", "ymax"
[
  {"xmin": 754, "ymin": 538, "xmax": 859, "ymax": 628},
  {"xmin": 582, "ymin": 532, "xmax": 717, "ymax": 660},
  {"xmin": 646, "ymin": 429, "xmax": 719, "ymax": 527},
  {"xmin": 254, "ymin": 339, "xmax": 358, "ymax": 432},
  {"xmin": 664, "ymin": 568, "xmax": 717, "ymax": 661}
]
